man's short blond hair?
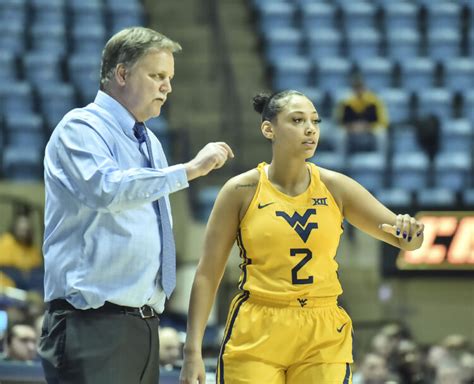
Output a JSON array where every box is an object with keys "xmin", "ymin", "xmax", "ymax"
[{"xmin": 100, "ymin": 26, "xmax": 182, "ymax": 89}]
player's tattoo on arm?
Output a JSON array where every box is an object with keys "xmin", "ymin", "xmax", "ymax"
[{"xmin": 235, "ymin": 183, "xmax": 257, "ymax": 190}]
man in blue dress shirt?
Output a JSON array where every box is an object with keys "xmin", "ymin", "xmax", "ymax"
[{"xmin": 38, "ymin": 26, "xmax": 233, "ymax": 384}]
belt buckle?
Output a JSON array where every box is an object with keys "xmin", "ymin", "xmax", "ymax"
[{"xmin": 139, "ymin": 306, "xmax": 155, "ymax": 319}]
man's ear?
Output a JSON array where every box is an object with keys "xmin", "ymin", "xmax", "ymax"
[
  {"xmin": 261, "ymin": 121, "xmax": 274, "ymax": 140},
  {"xmin": 114, "ymin": 64, "xmax": 127, "ymax": 86}
]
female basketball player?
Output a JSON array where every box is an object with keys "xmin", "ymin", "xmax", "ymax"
[{"xmin": 179, "ymin": 90, "xmax": 424, "ymax": 384}]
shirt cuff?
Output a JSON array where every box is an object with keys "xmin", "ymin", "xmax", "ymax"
[{"xmin": 164, "ymin": 164, "xmax": 189, "ymax": 193}]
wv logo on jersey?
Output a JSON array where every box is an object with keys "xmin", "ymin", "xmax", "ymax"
[
  {"xmin": 297, "ymin": 298, "xmax": 308, "ymax": 308},
  {"xmin": 276, "ymin": 209, "xmax": 318, "ymax": 242}
]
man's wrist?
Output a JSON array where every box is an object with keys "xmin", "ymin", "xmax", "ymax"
[{"xmin": 184, "ymin": 161, "xmax": 200, "ymax": 181}]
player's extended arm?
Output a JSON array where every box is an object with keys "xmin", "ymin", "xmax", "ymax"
[
  {"xmin": 337, "ymin": 173, "xmax": 424, "ymax": 251},
  {"xmin": 180, "ymin": 179, "xmax": 243, "ymax": 384}
]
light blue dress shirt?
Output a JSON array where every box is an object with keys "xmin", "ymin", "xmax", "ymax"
[{"xmin": 43, "ymin": 91, "xmax": 189, "ymax": 313}]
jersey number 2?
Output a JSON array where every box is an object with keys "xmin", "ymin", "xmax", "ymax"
[{"xmin": 290, "ymin": 248, "xmax": 314, "ymax": 285}]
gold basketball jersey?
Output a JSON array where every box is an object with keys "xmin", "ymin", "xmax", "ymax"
[{"xmin": 237, "ymin": 162, "xmax": 344, "ymax": 299}]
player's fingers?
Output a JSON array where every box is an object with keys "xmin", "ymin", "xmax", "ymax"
[
  {"xmin": 415, "ymin": 221, "xmax": 424, "ymax": 237},
  {"xmin": 380, "ymin": 214, "xmax": 409, "ymax": 238},
  {"xmin": 395, "ymin": 214, "xmax": 403, "ymax": 237},
  {"xmin": 409, "ymin": 216, "xmax": 418, "ymax": 241},
  {"xmin": 380, "ymin": 223, "xmax": 397, "ymax": 236},
  {"xmin": 406, "ymin": 216, "xmax": 417, "ymax": 242},
  {"xmin": 401, "ymin": 214, "xmax": 411, "ymax": 241}
]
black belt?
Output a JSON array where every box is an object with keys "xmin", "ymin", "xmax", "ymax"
[{"xmin": 47, "ymin": 299, "xmax": 158, "ymax": 319}]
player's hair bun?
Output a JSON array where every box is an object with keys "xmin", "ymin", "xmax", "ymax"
[{"xmin": 252, "ymin": 92, "xmax": 271, "ymax": 114}]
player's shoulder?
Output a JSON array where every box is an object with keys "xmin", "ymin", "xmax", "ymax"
[
  {"xmin": 319, "ymin": 165, "xmax": 374, "ymax": 209},
  {"xmin": 227, "ymin": 168, "xmax": 260, "ymax": 188},
  {"xmin": 219, "ymin": 168, "xmax": 260, "ymax": 202},
  {"xmin": 318, "ymin": 166, "xmax": 350, "ymax": 208},
  {"xmin": 318, "ymin": 166, "xmax": 344, "ymax": 186}
]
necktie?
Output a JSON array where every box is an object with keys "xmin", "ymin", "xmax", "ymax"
[{"xmin": 134, "ymin": 122, "xmax": 176, "ymax": 298}]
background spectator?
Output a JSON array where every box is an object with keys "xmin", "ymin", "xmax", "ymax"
[
  {"xmin": 0, "ymin": 322, "xmax": 37, "ymax": 362},
  {"xmin": 414, "ymin": 114, "xmax": 440, "ymax": 161},
  {"xmin": 159, "ymin": 326, "xmax": 182, "ymax": 371},
  {"xmin": 352, "ymin": 352, "xmax": 398, "ymax": 384},
  {"xmin": 337, "ymin": 74, "xmax": 389, "ymax": 133},
  {"xmin": 0, "ymin": 212, "xmax": 42, "ymax": 291},
  {"xmin": 335, "ymin": 74, "xmax": 389, "ymax": 154},
  {"xmin": 395, "ymin": 339, "xmax": 427, "ymax": 384}
]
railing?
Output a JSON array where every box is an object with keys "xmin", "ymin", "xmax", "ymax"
[
  {"xmin": 204, "ymin": 0, "xmax": 243, "ymax": 172},
  {"xmin": 181, "ymin": 0, "xmax": 244, "ymax": 216}
]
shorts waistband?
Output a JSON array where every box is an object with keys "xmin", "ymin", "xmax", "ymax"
[
  {"xmin": 247, "ymin": 294, "xmax": 338, "ymax": 308},
  {"xmin": 47, "ymin": 299, "xmax": 158, "ymax": 319}
]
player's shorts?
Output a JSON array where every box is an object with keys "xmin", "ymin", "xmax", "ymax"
[{"xmin": 217, "ymin": 292, "xmax": 353, "ymax": 384}]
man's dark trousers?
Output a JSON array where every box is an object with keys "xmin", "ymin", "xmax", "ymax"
[{"xmin": 39, "ymin": 303, "xmax": 160, "ymax": 384}]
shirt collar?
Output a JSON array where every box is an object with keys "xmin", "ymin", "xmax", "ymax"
[{"xmin": 93, "ymin": 90, "xmax": 137, "ymax": 140}]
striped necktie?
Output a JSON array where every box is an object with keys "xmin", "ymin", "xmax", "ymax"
[{"xmin": 134, "ymin": 122, "xmax": 176, "ymax": 298}]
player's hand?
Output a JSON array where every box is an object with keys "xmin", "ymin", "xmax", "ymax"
[
  {"xmin": 185, "ymin": 142, "xmax": 234, "ymax": 181},
  {"xmin": 379, "ymin": 214, "xmax": 424, "ymax": 245},
  {"xmin": 179, "ymin": 353, "xmax": 207, "ymax": 384}
]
